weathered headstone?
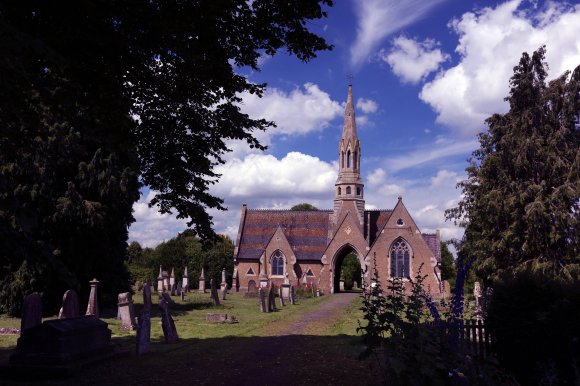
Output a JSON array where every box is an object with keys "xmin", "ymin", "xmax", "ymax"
[
  {"xmin": 163, "ymin": 271, "xmax": 170, "ymax": 292},
  {"xmin": 210, "ymin": 279, "xmax": 220, "ymax": 306},
  {"xmin": 58, "ymin": 290, "xmax": 80, "ymax": 319},
  {"xmin": 158, "ymin": 297, "xmax": 178, "ymax": 344},
  {"xmin": 290, "ymin": 286, "xmax": 296, "ymax": 305},
  {"xmin": 232, "ymin": 268, "xmax": 238, "ymax": 292},
  {"xmin": 278, "ymin": 287, "xmax": 285, "ymax": 307},
  {"xmin": 161, "ymin": 292, "xmax": 175, "ymax": 305},
  {"xmin": 85, "ymin": 278, "xmax": 100, "ymax": 318},
  {"xmin": 221, "ymin": 285, "xmax": 227, "ymax": 301},
  {"xmin": 258, "ymin": 287, "xmax": 266, "ymax": 312},
  {"xmin": 136, "ymin": 284, "xmax": 151, "ymax": 355},
  {"xmin": 182, "ymin": 266, "xmax": 189, "ymax": 292},
  {"xmin": 198, "ymin": 267, "xmax": 206, "ymax": 293},
  {"xmin": 353, "ymin": 281, "xmax": 358, "ymax": 289},
  {"xmin": 118, "ymin": 292, "xmax": 137, "ymax": 330},
  {"xmin": 169, "ymin": 268, "xmax": 175, "ymax": 291},
  {"xmin": 157, "ymin": 266, "xmax": 164, "ymax": 293},
  {"xmin": 220, "ymin": 268, "xmax": 227, "ymax": 291},
  {"xmin": 281, "ymin": 284, "xmax": 291, "ymax": 301},
  {"xmin": 21, "ymin": 293, "xmax": 42, "ymax": 332},
  {"xmin": 259, "ymin": 255, "xmax": 269, "ymax": 288},
  {"xmin": 268, "ymin": 284, "xmax": 276, "ymax": 312}
]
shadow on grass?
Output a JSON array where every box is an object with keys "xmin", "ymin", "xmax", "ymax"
[{"xmin": 0, "ymin": 332, "xmax": 378, "ymax": 386}]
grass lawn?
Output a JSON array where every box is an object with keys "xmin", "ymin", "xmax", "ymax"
[{"xmin": 0, "ymin": 290, "xmax": 379, "ymax": 385}]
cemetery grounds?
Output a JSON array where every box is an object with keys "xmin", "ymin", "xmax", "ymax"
[{"xmin": 0, "ymin": 291, "xmax": 381, "ymax": 385}]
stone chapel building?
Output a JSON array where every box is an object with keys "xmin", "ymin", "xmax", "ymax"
[{"xmin": 231, "ymin": 85, "xmax": 444, "ymax": 296}]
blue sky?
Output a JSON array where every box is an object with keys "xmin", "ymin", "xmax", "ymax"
[{"xmin": 129, "ymin": 0, "xmax": 580, "ymax": 248}]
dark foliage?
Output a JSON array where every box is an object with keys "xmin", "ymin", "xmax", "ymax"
[
  {"xmin": 0, "ymin": 1, "xmax": 333, "ymax": 314},
  {"xmin": 290, "ymin": 203, "xmax": 319, "ymax": 211},
  {"xmin": 487, "ymin": 270, "xmax": 580, "ymax": 385}
]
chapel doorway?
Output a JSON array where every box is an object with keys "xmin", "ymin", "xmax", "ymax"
[{"xmin": 333, "ymin": 246, "xmax": 363, "ymax": 293}]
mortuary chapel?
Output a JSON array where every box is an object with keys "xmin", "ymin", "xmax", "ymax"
[{"xmin": 231, "ymin": 84, "xmax": 444, "ymax": 296}]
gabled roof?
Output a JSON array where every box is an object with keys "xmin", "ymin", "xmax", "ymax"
[
  {"xmin": 236, "ymin": 210, "xmax": 332, "ymax": 261},
  {"xmin": 364, "ymin": 210, "xmax": 392, "ymax": 245},
  {"xmin": 422, "ymin": 233, "xmax": 441, "ymax": 262}
]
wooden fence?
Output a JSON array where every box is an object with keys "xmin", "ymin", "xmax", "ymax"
[{"xmin": 459, "ymin": 319, "xmax": 494, "ymax": 359}]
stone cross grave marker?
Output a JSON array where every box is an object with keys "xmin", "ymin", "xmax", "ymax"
[
  {"xmin": 58, "ymin": 290, "xmax": 79, "ymax": 319},
  {"xmin": 118, "ymin": 292, "xmax": 137, "ymax": 330},
  {"xmin": 136, "ymin": 283, "xmax": 152, "ymax": 354},
  {"xmin": 259, "ymin": 287, "xmax": 266, "ymax": 312},
  {"xmin": 85, "ymin": 278, "xmax": 100, "ymax": 318},
  {"xmin": 158, "ymin": 297, "xmax": 178, "ymax": 343},
  {"xmin": 21, "ymin": 293, "xmax": 42, "ymax": 332}
]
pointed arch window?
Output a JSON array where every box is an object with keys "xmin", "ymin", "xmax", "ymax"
[
  {"xmin": 346, "ymin": 186, "xmax": 351, "ymax": 195},
  {"xmin": 347, "ymin": 150, "xmax": 351, "ymax": 168},
  {"xmin": 338, "ymin": 187, "xmax": 342, "ymax": 196},
  {"xmin": 354, "ymin": 150, "xmax": 358, "ymax": 169},
  {"xmin": 341, "ymin": 151, "xmax": 345, "ymax": 168},
  {"xmin": 271, "ymin": 250, "xmax": 285, "ymax": 276},
  {"xmin": 390, "ymin": 238, "xmax": 411, "ymax": 278}
]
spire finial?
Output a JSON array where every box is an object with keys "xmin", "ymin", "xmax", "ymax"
[{"xmin": 347, "ymin": 74, "xmax": 354, "ymax": 86}]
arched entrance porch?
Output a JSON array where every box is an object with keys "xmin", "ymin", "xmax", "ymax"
[{"xmin": 332, "ymin": 244, "xmax": 363, "ymax": 293}]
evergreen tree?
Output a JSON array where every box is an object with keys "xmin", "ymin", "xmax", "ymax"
[
  {"xmin": 439, "ymin": 242, "xmax": 456, "ymax": 288},
  {"xmin": 0, "ymin": 1, "xmax": 333, "ymax": 314},
  {"xmin": 446, "ymin": 46, "xmax": 580, "ymax": 282}
]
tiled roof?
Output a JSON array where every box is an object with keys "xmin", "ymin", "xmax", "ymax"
[
  {"xmin": 365, "ymin": 210, "xmax": 392, "ymax": 245},
  {"xmin": 236, "ymin": 210, "xmax": 332, "ymax": 261},
  {"xmin": 422, "ymin": 233, "xmax": 441, "ymax": 262}
]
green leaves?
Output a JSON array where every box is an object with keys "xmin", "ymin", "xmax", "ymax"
[{"xmin": 447, "ymin": 46, "xmax": 580, "ymax": 281}]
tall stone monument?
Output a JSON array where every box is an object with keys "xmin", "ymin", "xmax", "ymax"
[
  {"xmin": 118, "ymin": 292, "xmax": 137, "ymax": 330},
  {"xmin": 220, "ymin": 268, "xmax": 227, "ymax": 291},
  {"xmin": 158, "ymin": 297, "xmax": 178, "ymax": 344},
  {"xmin": 157, "ymin": 266, "xmax": 164, "ymax": 293},
  {"xmin": 198, "ymin": 267, "xmax": 206, "ymax": 293},
  {"xmin": 85, "ymin": 278, "xmax": 100, "ymax": 318},
  {"xmin": 182, "ymin": 266, "xmax": 189, "ymax": 292},
  {"xmin": 136, "ymin": 284, "xmax": 152, "ymax": 354},
  {"xmin": 169, "ymin": 268, "xmax": 176, "ymax": 293},
  {"xmin": 210, "ymin": 279, "xmax": 220, "ymax": 306},
  {"xmin": 259, "ymin": 254, "xmax": 268, "ymax": 288}
]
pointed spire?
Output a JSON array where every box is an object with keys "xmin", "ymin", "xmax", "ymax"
[{"xmin": 342, "ymin": 84, "xmax": 357, "ymax": 141}]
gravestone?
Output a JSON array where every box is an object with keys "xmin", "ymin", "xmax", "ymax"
[
  {"xmin": 136, "ymin": 284, "xmax": 152, "ymax": 355},
  {"xmin": 158, "ymin": 297, "xmax": 178, "ymax": 344},
  {"xmin": 198, "ymin": 268, "xmax": 206, "ymax": 293},
  {"xmin": 169, "ymin": 268, "xmax": 175, "ymax": 291},
  {"xmin": 210, "ymin": 279, "xmax": 220, "ymax": 306},
  {"xmin": 220, "ymin": 268, "xmax": 227, "ymax": 291},
  {"xmin": 248, "ymin": 280, "xmax": 257, "ymax": 292},
  {"xmin": 117, "ymin": 292, "xmax": 136, "ymax": 331},
  {"xmin": 161, "ymin": 292, "xmax": 175, "ymax": 305},
  {"xmin": 21, "ymin": 293, "xmax": 42, "ymax": 332},
  {"xmin": 278, "ymin": 287, "xmax": 285, "ymax": 307},
  {"xmin": 58, "ymin": 290, "xmax": 80, "ymax": 319},
  {"xmin": 206, "ymin": 313, "xmax": 227, "ymax": 323},
  {"xmin": 268, "ymin": 284, "xmax": 276, "ymax": 312},
  {"xmin": 281, "ymin": 284, "xmax": 291, "ymax": 301},
  {"xmin": 290, "ymin": 286, "xmax": 296, "ymax": 305},
  {"xmin": 181, "ymin": 292, "xmax": 185, "ymax": 301},
  {"xmin": 259, "ymin": 255, "xmax": 269, "ymax": 288},
  {"xmin": 163, "ymin": 271, "xmax": 170, "ymax": 292},
  {"xmin": 221, "ymin": 285, "xmax": 227, "ymax": 301},
  {"xmin": 10, "ymin": 316, "xmax": 113, "ymax": 366},
  {"xmin": 182, "ymin": 266, "xmax": 189, "ymax": 292},
  {"xmin": 85, "ymin": 278, "xmax": 100, "ymax": 318},
  {"xmin": 157, "ymin": 266, "xmax": 164, "ymax": 293},
  {"xmin": 353, "ymin": 281, "xmax": 358, "ymax": 289},
  {"xmin": 258, "ymin": 287, "xmax": 266, "ymax": 312},
  {"xmin": 170, "ymin": 283, "xmax": 176, "ymax": 296}
]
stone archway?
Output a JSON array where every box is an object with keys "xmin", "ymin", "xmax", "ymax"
[{"xmin": 331, "ymin": 244, "xmax": 364, "ymax": 293}]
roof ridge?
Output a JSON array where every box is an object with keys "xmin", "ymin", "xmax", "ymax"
[{"xmin": 247, "ymin": 209, "xmax": 332, "ymax": 212}]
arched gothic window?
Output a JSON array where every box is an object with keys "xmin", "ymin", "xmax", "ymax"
[
  {"xmin": 346, "ymin": 186, "xmax": 351, "ymax": 195},
  {"xmin": 390, "ymin": 238, "xmax": 410, "ymax": 278},
  {"xmin": 356, "ymin": 187, "xmax": 361, "ymax": 196},
  {"xmin": 354, "ymin": 150, "xmax": 358, "ymax": 169},
  {"xmin": 341, "ymin": 151, "xmax": 345, "ymax": 168},
  {"xmin": 347, "ymin": 150, "xmax": 351, "ymax": 168},
  {"xmin": 338, "ymin": 187, "xmax": 342, "ymax": 195},
  {"xmin": 271, "ymin": 250, "xmax": 285, "ymax": 276}
]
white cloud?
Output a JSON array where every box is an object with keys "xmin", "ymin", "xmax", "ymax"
[
  {"xmin": 380, "ymin": 36, "xmax": 449, "ymax": 84},
  {"xmin": 385, "ymin": 139, "xmax": 478, "ymax": 172},
  {"xmin": 350, "ymin": 0, "xmax": 445, "ymax": 68},
  {"xmin": 420, "ymin": 0, "xmax": 580, "ymax": 135},
  {"xmin": 129, "ymin": 190, "xmax": 188, "ymax": 248},
  {"xmin": 240, "ymin": 83, "xmax": 342, "ymax": 136},
  {"xmin": 356, "ymin": 98, "xmax": 378, "ymax": 113}
]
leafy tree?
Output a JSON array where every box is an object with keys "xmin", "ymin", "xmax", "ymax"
[
  {"xmin": 0, "ymin": 1, "xmax": 333, "ymax": 314},
  {"xmin": 439, "ymin": 242, "xmax": 456, "ymax": 289},
  {"xmin": 341, "ymin": 252, "xmax": 362, "ymax": 289},
  {"xmin": 290, "ymin": 203, "xmax": 319, "ymax": 211},
  {"xmin": 446, "ymin": 46, "xmax": 580, "ymax": 282}
]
